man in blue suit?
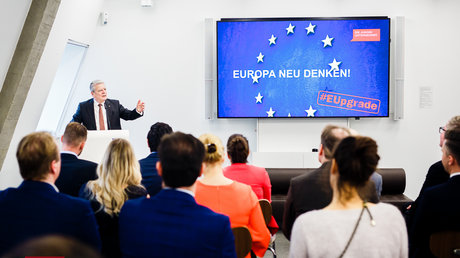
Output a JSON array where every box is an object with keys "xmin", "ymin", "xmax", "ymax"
[
  {"xmin": 55, "ymin": 122, "xmax": 98, "ymax": 197},
  {"xmin": 72, "ymin": 80, "xmax": 144, "ymax": 130},
  {"xmin": 0, "ymin": 132, "xmax": 101, "ymax": 256},
  {"xmin": 119, "ymin": 132, "xmax": 236, "ymax": 258},
  {"xmin": 139, "ymin": 122, "xmax": 172, "ymax": 196},
  {"xmin": 410, "ymin": 128, "xmax": 460, "ymax": 257}
]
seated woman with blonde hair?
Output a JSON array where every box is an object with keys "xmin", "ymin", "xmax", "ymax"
[
  {"xmin": 289, "ymin": 136, "xmax": 407, "ymax": 258},
  {"xmin": 79, "ymin": 138, "xmax": 147, "ymax": 258},
  {"xmin": 195, "ymin": 134, "xmax": 270, "ymax": 258}
]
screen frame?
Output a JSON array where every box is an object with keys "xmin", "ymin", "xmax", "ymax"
[{"xmin": 216, "ymin": 16, "xmax": 391, "ymax": 119}]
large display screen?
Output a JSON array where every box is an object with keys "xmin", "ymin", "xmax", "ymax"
[{"xmin": 217, "ymin": 17, "xmax": 390, "ymax": 118}]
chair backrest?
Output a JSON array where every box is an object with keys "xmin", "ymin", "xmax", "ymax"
[
  {"xmin": 375, "ymin": 168, "xmax": 406, "ymax": 195},
  {"xmin": 430, "ymin": 231, "xmax": 460, "ymax": 258},
  {"xmin": 266, "ymin": 168, "xmax": 315, "ymax": 195},
  {"xmin": 259, "ymin": 199, "xmax": 272, "ymax": 226},
  {"xmin": 232, "ymin": 226, "xmax": 252, "ymax": 258}
]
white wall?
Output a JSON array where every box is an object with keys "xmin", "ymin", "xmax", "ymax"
[
  {"xmin": 2, "ymin": 0, "xmax": 460, "ymax": 200},
  {"xmin": 58, "ymin": 0, "xmax": 259, "ymax": 164},
  {"xmin": 0, "ymin": 0, "xmax": 105, "ymax": 189},
  {"xmin": 0, "ymin": 0, "xmax": 32, "ymax": 91}
]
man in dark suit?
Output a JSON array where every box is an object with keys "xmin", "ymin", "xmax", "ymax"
[
  {"xmin": 405, "ymin": 116, "xmax": 460, "ymax": 226},
  {"xmin": 139, "ymin": 122, "xmax": 173, "ymax": 196},
  {"xmin": 410, "ymin": 128, "xmax": 460, "ymax": 257},
  {"xmin": 418, "ymin": 117, "xmax": 460, "ymax": 193},
  {"xmin": 71, "ymin": 80, "xmax": 145, "ymax": 130},
  {"xmin": 283, "ymin": 125, "xmax": 379, "ymax": 240},
  {"xmin": 0, "ymin": 132, "xmax": 101, "ymax": 256},
  {"xmin": 55, "ymin": 122, "xmax": 98, "ymax": 197},
  {"xmin": 119, "ymin": 132, "xmax": 236, "ymax": 258}
]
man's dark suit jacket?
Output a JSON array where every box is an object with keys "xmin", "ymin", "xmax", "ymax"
[
  {"xmin": 119, "ymin": 189, "xmax": 236, "ymax": 258},
  {"xmin": 55, "ymin": 153, "xmax": 98, "ymax": 197},
  {"xmin": 139, "ymin": 152, "xmax": 162, "ymax": 196},
  {"xmin": 0, "ymin": 180, "xmax": 101, "ymax": 255},
  {"xmin": 419, "ymin": 160, "xmax": 449, "ymax": 194},
  {"xmin": 282, "ymin": 161, "xmax": 379, "ymax": 240},
  {"xmin": 409, "ymin": 175, "xmax": 460, "ymax": 258},
  {"xmin": 405, "ymin": 160, "xmax": 449, "ymax": 227},
  {"xmin": 71, "ymin": 98, "xmax": 142, "ymax": 130}
]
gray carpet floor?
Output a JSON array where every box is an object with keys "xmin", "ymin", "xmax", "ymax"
[{"xmin": 263, "ymin": 231, "xmax": 290, "ymax": 258}]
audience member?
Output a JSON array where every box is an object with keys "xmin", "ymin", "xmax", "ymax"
[
  {"xmin": 195, "ymin": 133, "xmax": 270, "ymax": 258},
  {"xmin": 139, "ymin": 122, "xmax": 172, "ymax": 196},
  {"xmin": 283, "ymin": 125, "xmax": 380, "ymax": 240},
  {"xmin": 409, "ymin": 128, "xmax": 460, "ymax": 257},
  {"xmin": 3, "ymin": 235, "xmax": 100, "ymax": 258},
  {"xmin": 289, "ymin": 136, "xmax": 407, "ymax": 258},
  {"xmin": 224, "ymin": 133, "xmax": 279, "ymax": 233},
  {"xmin": 55, "ymin": 122, "xmax": 98, "ymax": 197},
  {"xmin": 421, "ymin": 116, "xmax": 460, "ymax": 191},
  {"xmin": 348, "ymin": 128, "xmax": 383, "ymax": 199},
  {"xmin": 119, "ymin": 132, "xmax": 236, "ymax": 257},
  {"xmin": 79, "ymin": 138, "xmax": 147, "ymax": 258},
  {"xmin": 406, "ymin": 116, "xmax": 460, "ymax": 225},
  {"xmin": 0, "ymin": 132, "xmax": 100, "ymax": 256}
]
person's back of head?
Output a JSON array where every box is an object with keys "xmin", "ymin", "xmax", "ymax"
[
  {"xmin": 16, "ymin": 132, "xmax": 60, "ymax": 181},
  {"xmin": 199, "ymin": 134, "xmax": 225, "ymax": 165},
  {"xmin": 332, "ymin": 136, "xmax": 380, "ymax": 200},
  {"xmin": 88, "ymin": 138, "xmax": 142, "ymax": 215},
  {"xmin": 320, "ymin": 125, "xmax": 350, "ymax": 162},
  {"xmin": 227, "ymin": 134, "xmax": 249, "ymax": 164},
  {"xmin": 3, "ymin": 235, "xmax": 100, "ymax": 258},
  {"xmin": 157, "ymin": 132, "xmax": 204, "ymax": 188},
  {"xmin": 147, "ymin": 122, "xmax": 173, "ymax": 152},
  {"xmin": 447, "ymin": 116, "xmax": 460, "ymax": 130},
  {"xmin": 62, "ymin": 122, "xmax": 87, "ymax": 153}
]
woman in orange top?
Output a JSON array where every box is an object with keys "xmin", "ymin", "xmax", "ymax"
[{"xmin": 195, "ymin": 134, "xmax": 270, "ymax": 258}]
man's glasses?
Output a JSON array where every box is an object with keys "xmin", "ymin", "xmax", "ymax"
[{"xmin": 439, "ymin": 127, "xmax": 446, "ymax": 134}]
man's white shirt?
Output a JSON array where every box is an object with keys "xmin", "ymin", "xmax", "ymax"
[{"xmin": 93, "ymin": 100, "xmax": 108, "ymax": 130}]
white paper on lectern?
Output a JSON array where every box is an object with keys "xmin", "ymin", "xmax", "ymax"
[{"xmin": 79, "ymin": 130, "xmax": 130, "ymax": 164}]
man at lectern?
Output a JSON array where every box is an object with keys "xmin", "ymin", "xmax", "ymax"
[{"xmin": 71, "ymin": 80, "xmax": 145, "ymax": 130}]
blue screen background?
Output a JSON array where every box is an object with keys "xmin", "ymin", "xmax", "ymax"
[{"xmin": 217, "ymin": 18, "xmax": 390, "ymax": 118}]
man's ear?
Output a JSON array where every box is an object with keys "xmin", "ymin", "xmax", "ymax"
[
  {"xmin": 318, "ymin": 144, "xmax": 325, "ymax": 163},
  {"xmin": 61, "ymin": 135, "xmax": 64, "ymax": 144},
  {"xmin": 448, "ymin": 155, "xmax": 455, "ymax": 166},
  {"xmin": 79, "ymin": 141, "xmax": 86, "ymax": 154},
  {"xmin": 156, "ymin": 161, "xmax": 162, "ymax": 177},
  {"xmin": 319, "ymin": 144, "xmax": 324, "ymax": 157},
  {"xmin": 50, "ymin": 159, "xmax": 60, "ymax": 179}
]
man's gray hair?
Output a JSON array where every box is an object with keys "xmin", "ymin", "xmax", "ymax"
[{"xmin": 89, "ymin": 80, "xmax": 104, "ymax": 92}]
